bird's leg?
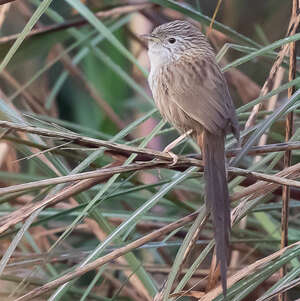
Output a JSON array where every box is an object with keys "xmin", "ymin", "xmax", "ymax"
[
  {"xmin": 225, "ymin": 155, "xmax": 229, "ymax": 179},
  {"xmin": 197, "ymin": 131, "xmax": 204, "ymax": 154},
  {"xmin": 163, "ymin": 129, "xmax": 193, "ymax": 165}
]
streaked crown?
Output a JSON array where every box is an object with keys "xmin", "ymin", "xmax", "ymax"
[
  {"xmin": 153, "ymin": 20, "xmax": 202, "ymax": 40},
  {"xmin": 151, "ymin": 20, "xmax": 213, "ymax": 53},
  {"xmin": 145, "ymin": 20, "xmax": 215, "ymax": 69}
]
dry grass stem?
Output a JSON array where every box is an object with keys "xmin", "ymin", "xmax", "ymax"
[
  {"xmin": 0, "ymin": 168, "xmax": 115, "ymax": 235},
  {"xmin": 244, "ymin": 12, "xmax": 300, "ymax": 130},
  {"xmin": 200, "ymin": 242, "xmax": 300, "ymax": 300},
  {"xmin": 280, "ymin": 2, "xmax": 299, "ymax": 299},
  {"xmin": 13, "ymin": 212, "xmax": 199, "ymax": 301},
  {"xmin": 0, "ymin": 3, "xmax": 151, "ymax": 44}
]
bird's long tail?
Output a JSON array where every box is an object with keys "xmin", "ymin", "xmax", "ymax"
[{"xmin": 200, "ymin": 130, "xmax": 230, "ymax": 295}]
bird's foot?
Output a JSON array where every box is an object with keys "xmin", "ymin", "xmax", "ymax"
[
  {"xmin": 165, "ymin": 151, "xmax": 179, "ymax": 166},
  {"xmin": 162, "ymin": 129, "xmax": 193, "ymax": 166},
  {"xmin": 164, "ymin": 129, "xmax": 194, "ymax": 153}
]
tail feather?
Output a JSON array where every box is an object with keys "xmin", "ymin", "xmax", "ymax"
[{"xmin": 202, "ymin": 130, "xmax": 230, "ymax": 296}]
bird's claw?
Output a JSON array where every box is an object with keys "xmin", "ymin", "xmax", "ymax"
[{"xmin": 166, "ymin": 151, "xmax": 179, "ymax": 166}]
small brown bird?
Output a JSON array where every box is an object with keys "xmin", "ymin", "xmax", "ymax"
[{"xmin": 144, "ymin": 20, "xmax": 240, "ymax": 295}]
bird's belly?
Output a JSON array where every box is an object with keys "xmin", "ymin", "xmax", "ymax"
[
  {"xmin": 149, "ymin": 68, "xmax": 202, "ymax": 135},
  {"xmin": 156, "ymin": 93, "xmax": 201, "ymax": 135}
]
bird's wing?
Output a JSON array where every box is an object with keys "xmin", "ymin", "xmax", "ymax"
[{"xmin": 165, "ymin": 56, "xmax": 237, "ymax": 136}]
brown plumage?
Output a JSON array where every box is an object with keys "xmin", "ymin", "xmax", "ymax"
[{"xmin": 144, "ymin": 20, "xmax": 240, "ymax": 296}]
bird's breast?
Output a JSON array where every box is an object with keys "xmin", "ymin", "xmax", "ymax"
[{"xmin": 149, "ymin": 65, "xmax": 201, "ymax": 135}]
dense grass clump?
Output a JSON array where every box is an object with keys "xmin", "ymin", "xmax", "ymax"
[{"xmin": 0, "ymin": 1, "xmax": 299, "ymax": 300}]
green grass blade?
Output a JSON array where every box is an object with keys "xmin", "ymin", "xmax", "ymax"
[
  {"xmin": 232, "ymin": 89, "xmax": 300, "ymax": 166},
  {"xmin": 223, "ymin": 32, "xmax": 300, "ymax": 71},
  {"xmin": 0, "ymin": 0, "xmax": 54, "ymax": 72},
  {"xmin": 149, "ymin": 0, "xmax": 260, "ymax": 47},
  {"xmin": 163, "ymin": 208, "xmax": 206, "ymax": 300},
  {"xmin": 64, "ymin": 0, "xmax": 147, "ymax": 76}
]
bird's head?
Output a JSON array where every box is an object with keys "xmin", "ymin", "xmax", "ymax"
[{"xmin": 142, "ymin": 20, "xmax": 212, "ymax": 69}]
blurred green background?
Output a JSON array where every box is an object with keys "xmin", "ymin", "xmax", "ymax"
[{"xmin": 0, "ymin": 1, "xmax": 300, "ymax": 301}]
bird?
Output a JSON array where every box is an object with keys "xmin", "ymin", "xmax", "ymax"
[{"xmin": 143, "ymin": 20, "xmax": 240, "ymax": 296}]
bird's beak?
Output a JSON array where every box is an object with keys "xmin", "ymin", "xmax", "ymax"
[{"xmin": 140, "ymin": 34, "xmax": 160, "ymax": 42}]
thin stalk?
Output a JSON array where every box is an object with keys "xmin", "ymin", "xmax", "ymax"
[{"xmin": 280, "ymin": 2, "xmax": 299, "ymax": 301}]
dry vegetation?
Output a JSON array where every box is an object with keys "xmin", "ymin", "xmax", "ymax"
[{"xmin": 0, "ymin": 0, "xmax": 300, "ymax": 300}]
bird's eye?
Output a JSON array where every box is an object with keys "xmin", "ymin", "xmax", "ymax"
[{"xmin": 168, "ymin": 38, "xmax": 176, "ymax": 44}]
